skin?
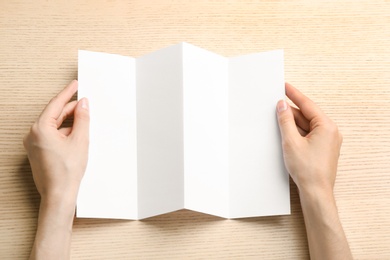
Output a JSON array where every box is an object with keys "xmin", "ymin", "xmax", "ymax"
[
  {"xmin": 24, "ymin": 81, "xmax": 352, "ymax": 259},
  {"xmin": 276, "ymin": 83, "xmax": 352, "ymax": 259},
  {"xmin": 24, "ymin": 80, "xmax": 89, "ymax": 260}
]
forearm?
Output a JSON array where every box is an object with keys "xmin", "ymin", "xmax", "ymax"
[
  {"xmin": 30, "ymin": 196, "xmax": 76, "ymax": 260},
  {"xmin": 300, "ymin": 190, "xmax": 352, "ymax": 260}
]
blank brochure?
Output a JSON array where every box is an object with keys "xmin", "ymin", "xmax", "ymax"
[{"xmin": 77, "ymin": 42, "xmax": 290, "ymax": 220}]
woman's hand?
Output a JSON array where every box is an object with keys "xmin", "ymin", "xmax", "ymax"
[
  {"xmin": 276, "ymin": 83, "xmax": 352, "ymax": 260},
  {"xmin": 24, "ymin": 80, "xmax": 90, "ymax": 260}
]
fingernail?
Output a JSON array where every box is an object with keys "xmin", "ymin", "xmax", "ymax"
[
  {"xmin": 277, "ymin": 100, "xmax": 287, "ymax": 113},
  {"xmin": 81, "ymin": 98, "xmax": 89, "ymax": 110}
]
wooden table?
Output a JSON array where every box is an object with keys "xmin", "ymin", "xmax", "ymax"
[{"xmin": 1, "ymin": 1, "xmax": 389, "ymax": 259}]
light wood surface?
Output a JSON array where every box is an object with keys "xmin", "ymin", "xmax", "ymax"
[{"xmin": 1, "ymin": 1, "xmax": 389, "ymax": 259}]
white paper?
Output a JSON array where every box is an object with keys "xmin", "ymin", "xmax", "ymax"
[
  {"xmin": 228, "ymin": 50, "xmax": 290, "ymax": 218},
  {"xmin": 77, "ymin": 43, "xmax": 290, "ymax": 220},
  {"xmin": 77, "ymin": 50, "xmax": 138, "ymax": 219},
  {"xmin": 136, "ymin": 44, "xmax": 184, "ymax": 219},
  {"xmin": 182, "ymin": 43, "xmax": 230, "ymax": 218}
]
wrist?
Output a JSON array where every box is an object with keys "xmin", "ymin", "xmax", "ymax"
[
  {"xmin": 36, "ymin": 196, "xmax": 76, "ymax": 241},
  {"xmin": 40, "ymin": 191, "xmax": 77, "ymax": 220},
  {"xmin": 31, "ymin": 191, "xmax": 76, "ymax": 260},
  {"xmin": 299, "ymin": 186, "xmax": 334, "ymax": 204},
  {"xmin": 299, "ymin": 188, "xmax": 339, "ymax": 228},
  {"xmin": 40, "ymin": 183, "xmax": 80, "ymax": 207},
  {"xmin": 295, "ymin": 172, "xmax": 335, "ymax": 205},
  {"xmin": 298, "ymin": 184, "xmax": 352, "ymax": 260}
]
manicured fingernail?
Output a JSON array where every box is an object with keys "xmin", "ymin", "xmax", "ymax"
[
  {"xmin": 81, "ymin": 98, "xmax": 89, "ymax": 110},
  {"xmin": 277, "ymin": 100, "xmax": 287, "ymax": 113}
]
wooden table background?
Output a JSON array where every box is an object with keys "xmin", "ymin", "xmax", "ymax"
[{"xmin": 1, "ymin": 0, "xmax": 389, "ymax": 259}]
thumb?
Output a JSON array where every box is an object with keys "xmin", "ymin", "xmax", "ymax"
[
  {"xmin": 276, "ymin": 100, "xmax": 299, "ymax": 141},
  {"xmin": 71, "ymin": 98, "xmax": 90, "ymax": 141}
]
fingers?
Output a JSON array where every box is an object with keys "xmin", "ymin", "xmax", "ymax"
[
  {"xmin": 285, "ymin": 82, "xmax": 325, "ymax": 122},
  {"xmin": 56, "ymin": 100, "xmax": 77, "ymax": 128},
  {"xmin": 291, "ymin": 106, "xmax": 310, "ymax": 132},
  {"xmin": 70, "ymin": 98, "xmax": 90, "ymax": 142},
  {"xmin": 276, "ymin": 100, "xmax": 300, "ymax": 141},
  {"xmin": 40, "ymin": 80, "xmax": 78, "ymax": 120},
  {"xmin": 297, "ymin": 125, "xmax": 308, "ymax": 137},
  {"xmin": 59, "ymin": 127, "xmax": 72, "ymax": 136}
]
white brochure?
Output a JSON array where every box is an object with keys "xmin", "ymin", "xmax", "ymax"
[{"xmin": 77, "ymin": 42, "xmax": 290, "ymax": 220}]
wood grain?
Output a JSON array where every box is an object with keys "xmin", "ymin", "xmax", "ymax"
[{"xmin": 1, "ymin": 0, "xmax": 389, "ymax": 259}]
